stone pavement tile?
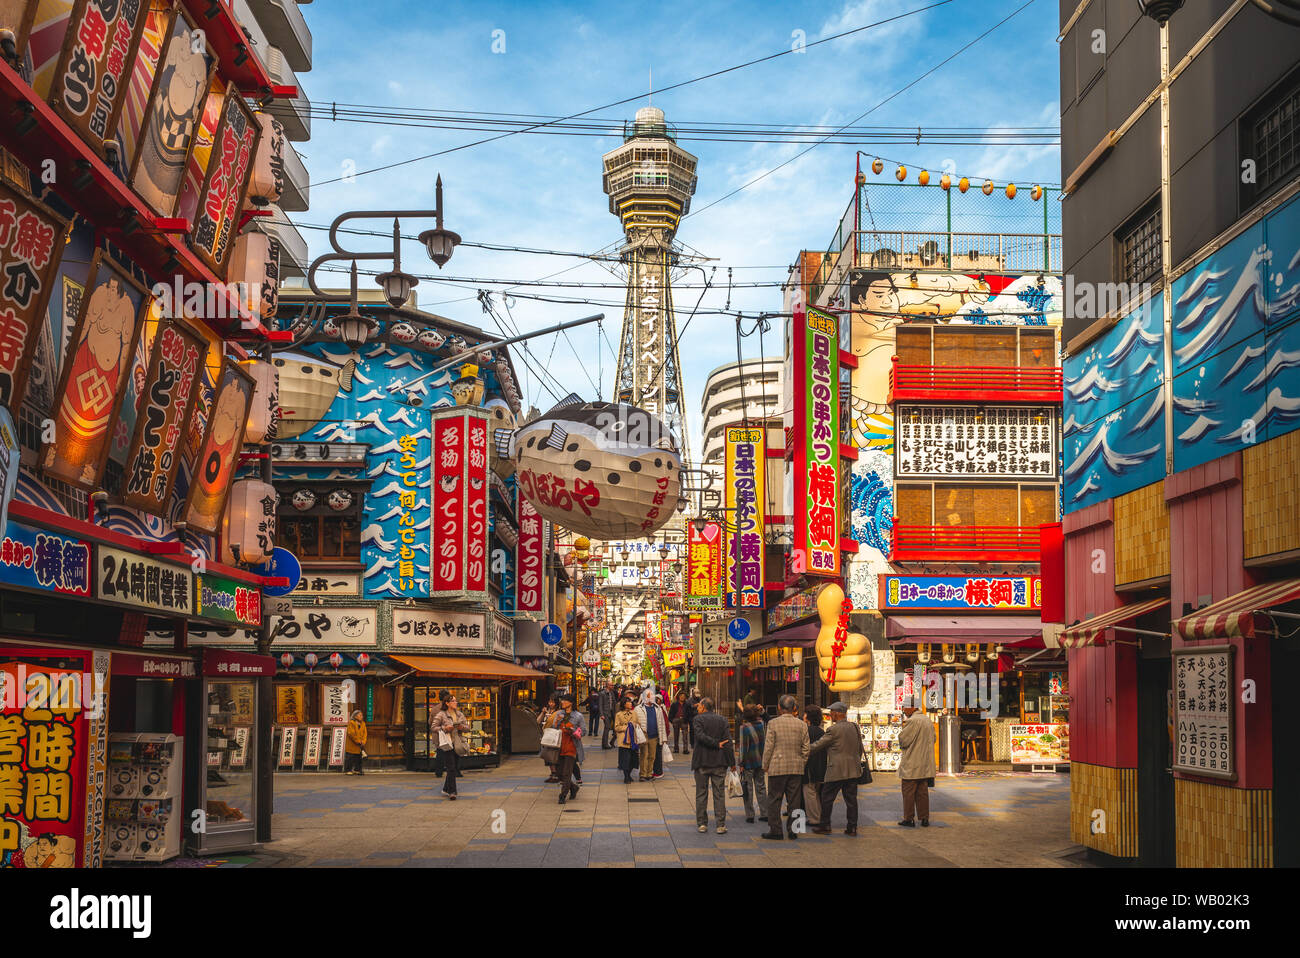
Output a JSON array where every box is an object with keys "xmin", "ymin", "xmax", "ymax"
[
  {"xmin": 366, "ymin": 851, "xmax": 416, "ymax": 859},
  {"xmin": 309, "ymin": 858, "xmax": 363, "ymax": 866}
]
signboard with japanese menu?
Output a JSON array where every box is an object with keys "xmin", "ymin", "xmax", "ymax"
[
  {"xmin": 685, "ymin": 521, "xmax": 723, "ymax": 611},
  {"xmin": 1173, "ymin": 646, "xmax": 1235, "ymax": 780},
  {"xmin": 122, "ymin": 319, "xmax": 206, "ymax": 514},
  {"xmin": 724, "ymin": 426, "xmax": 765, "ymax": 610},
  {"xmin": 275, "ymin": 685, "xmax": 306, "ymax": 726},
  {"xmin": 195, "ymin": 574, "xmax": 261, "ymax": 628},
  {"xmin": 47, "ymin": 0, "xmax": 150, "ymax": 158},
  {"xmin": 793, "ymin": 306, "xmax": 840, "ymax": 576},
  {"xmin": 1009, "ymin": 724, "xmax": 1070, "ymax": 765},
  {"xmin": 880, "ymin": 575, "xmax": 1042, "ymax": 612},
  {"xmin": 97, "ymin": 546, "xmax": 192, "ymax": 614},
  {"xmin": 190, "ymin": 81, "xmax": 260, "ymax": 278},
  {"xmin": 0, "ymin": 182, "xmax": 68, "ymax": 410},
  {"xmin": 896, "ymin": 405, "xmax": 1057, "ymax": 479}
]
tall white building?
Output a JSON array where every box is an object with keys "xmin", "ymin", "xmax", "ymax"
[{"xmin": 699, "ymin": 356, "xmax": 783, "ymax": 476}]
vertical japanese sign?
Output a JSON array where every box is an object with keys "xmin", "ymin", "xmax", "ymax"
[
  {"xmin": 431, "ymin": 412, "xmax": 464, "ymax": 595},
  {"xmin": 644, "ymin": 611, "xmax": 663, "ymax": 647},
  {"xmin": 122, "ymin": 319, "xmax": 205, "ymax": 514},
  {"xmin": 1173, "ymin": 647, "xmax": 1235, "ymax": 780},
  {"xmin": 685, "ymin": 521, "xmax": 723, "ymax": 611},
  {"xmin": 128, "ymin": 5, "xmax": 215, "ymax": 217},
  {"xmin": 41, "ymin": 250, "xmax": 149, "ymax": 490},
  {"xmin": 0, "ymin": 183, "xmax": 67, "ymax": 410},
  {"xmin": 0, "ymin": 650, "xmax": 93, "ymax": 868},
  {"xmin": 516, "ymin": 483, "xmax": 544, "ymax": 613},
  {"xmin": 794, "ymin": 306, "xmax": 840, "ymax": 576},
  {"xmin": 465, "ymin": 412, "xmax": 489, "ymax": 595},
  {"xmin": 724, "ymin": 426, "xmax": 765, "ymax": 609},
  {"xmin": 183, "ymin": 360, "xmax": 255, "ymax": 534},
  {"xmin": 48, "ymin": 0, "xmax": 150, "ymax": 157},
  {"xmin": 394, "ymin": 429, "xmax": 424, "ymax": 596},
  {"xmin": 190, "ymin": 82, "xmax": 259, "ymax": 279}
]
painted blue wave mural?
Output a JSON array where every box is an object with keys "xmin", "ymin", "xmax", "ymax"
[
  {"xmin": 1171, "ymin": 221, "xmax": 1267, "ymax": 378},
  {"xmin": 1064, "ymin": 388, "xmax": 1164, "ymax": 511},
  {"xmin": 850, "ymin": 469, "xmax": 893, "ymax": 557}
]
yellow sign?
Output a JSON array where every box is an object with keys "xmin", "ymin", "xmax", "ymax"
[
  {"xmin": 748, "ymin": 646, "xmax": 802, "ymax": 668},
  {"xmin": 663, "ymin": 648, "xmax": 687, "ymax": 669}
]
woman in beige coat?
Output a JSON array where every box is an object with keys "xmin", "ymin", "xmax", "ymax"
[{"xmin": 897, "ymin": 706, "xmax": 936, "ymax": 826}]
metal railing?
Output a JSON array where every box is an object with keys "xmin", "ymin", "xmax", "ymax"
[
  {"xmin": 891, "ymin": 524, "xmax": 1042, "ymax": 561},
  {"xmin": 890, "ymin": 362, "xmax": 1063, "ymax": 401}
]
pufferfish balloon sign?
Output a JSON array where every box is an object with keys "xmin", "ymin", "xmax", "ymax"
[
  {"xmin": 510, "ymin": 400, "xmax": 682, "ymax": 539},
  {"xmin": 815, "ymin": 583, "xmax": 873, "ymax": 692}
]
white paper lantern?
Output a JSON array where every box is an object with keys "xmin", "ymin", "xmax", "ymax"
[
  {"xmin": 416, "ymin": 328, "xmax": 445, "ymax": 351},
  {"xmin": 228, "ymin": 230, "xmax": 272, "ymax": 325},
  {"xmin": 512, "ymin": 401, "xmax": 682, "ymax": 539},
  {"xmin": 240, "ymin": 358, "xmax": 280, "ymax": 445},
  {"xmin": 390, "ymin": 322, "xmax": 417, "ymax": 344},
  {"xmin": 247, "ymin": 112, "xmax": 285, "ymax": 206},
  {"xmin": 225, "ymin": 478, "xmax": 279, "ymax": 565}
]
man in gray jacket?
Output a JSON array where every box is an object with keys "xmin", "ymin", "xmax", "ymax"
[
  {"xmin": 897, "ymin": 705, "xmax": 936, "ymax": 826},
  {"xmin": 690, "ymin": 698, "xmax": 735, "ymax": 834},
  {"xmin": 809, "ymin": 702, "xmax": 865, "ymax": 836},
  {"xmin": 761, "ymin": 694, "xmax": 810, "ymax": 840}
]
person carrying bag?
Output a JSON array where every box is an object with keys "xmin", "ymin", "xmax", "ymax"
[{"xmin": 431, "ymin": 692, "xmax": 471, "ymax": 800}]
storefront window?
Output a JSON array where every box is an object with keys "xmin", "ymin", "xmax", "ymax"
[
  {"xmin": 205, "ymin": 681, "xmax": 256, "ymax": 829},
  {"xmin": 408, "ymin": 684, "xmax": 500, "ymax": 768}
]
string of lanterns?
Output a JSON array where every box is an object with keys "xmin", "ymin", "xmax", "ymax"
[{"xmin": 861, "ymin": 157, "xmax": 1045, "ymax": 201}]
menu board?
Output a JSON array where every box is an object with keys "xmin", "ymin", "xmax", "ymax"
[
  {"xmin": 1173, "ymin": 646, "xmax": 1234, "ymax": 779},
  {"xmin": 896, "ymin": 405, "xmax": 1057, "ymax": 478},
  {"xmin": 1009, "ymin": 724, "xmax": 1070, "ymax": 764}
]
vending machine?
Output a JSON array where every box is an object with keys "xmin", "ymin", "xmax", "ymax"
[{"xmin": 105, "ymin": 733, "xmax": 184, "ymax": 863}]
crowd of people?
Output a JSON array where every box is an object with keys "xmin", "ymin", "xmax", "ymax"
[{"xmin": 530, "ymin": 681, "xmax": 940, "ymax": 833}]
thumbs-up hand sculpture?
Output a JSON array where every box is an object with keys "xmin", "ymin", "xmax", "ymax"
[{"xmin": 815, "ymin": 583, "xmax": 873, "ymax": 692}]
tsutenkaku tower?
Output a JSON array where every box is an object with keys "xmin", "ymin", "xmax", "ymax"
[{"xmin": 603, "ymin": 106, "xmax": 697, "ymax": 466}]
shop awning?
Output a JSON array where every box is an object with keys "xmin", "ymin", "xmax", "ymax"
[
  {"xmin": 1059, "ymin": 596, "xmax": 1171, "ymax": 649},
  {"xmin": 110, "ymin": 650, "xmax": 198, "ymax": 679},
  {"xmin": 1173, "ymin": 577, "xmax": 1300, "ymax": 641},
  {"xmin": 513, "ymin": 620, "xmax": 548, "ymax": 656},
  {"xmin": 390, "ymin": 655, "xmax": 548, "ymax": 681},
  {"xmin": 744, "ymin": 620, "xmax": 820, "ymax": 650},
  {"xmin": 886, "ymin": 614, "xmax": 1042, "ymax": 646}
]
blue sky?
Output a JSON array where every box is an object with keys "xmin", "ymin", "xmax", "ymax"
[{"xmin": 291, "ymin": 0, "xmax": 1063, "ymax": 453}]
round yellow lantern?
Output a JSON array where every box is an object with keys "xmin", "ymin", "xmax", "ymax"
[
  {"xmin": 958, "ymin": 177, "xmax": 970, "ymax": 193},
  {"xmin": 918, "ymin": 170, "xmax": 930, "ymax": 186},
  {"xmin": 1005, "ymin": 182, "xmax": 1017, "ymax": 199},
  {"xmin": 895, "ymin": 165, "xmax": 907, "ymax": 182},
  {"xmin": 871, "ymin": 158, "xmax": 883, "ymax": 175},
  {"xmin": 982, "ymin": 179, "xmax": 995, "ymax": 195},
  {"xmin": 939, "ymin": 173, "xmax": 951, "ymax": 190}
]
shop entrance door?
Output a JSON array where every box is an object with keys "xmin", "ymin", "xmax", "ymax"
[
  {"xmin": 1136, "ymin": 654, "xmax": 1175, "ymax": 866},
  {"xmin": 1273, "ymin": 632, "xmax": 1299, "ymax": 866}
]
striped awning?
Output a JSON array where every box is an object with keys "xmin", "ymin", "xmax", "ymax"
[
  {"xmin": 1059, "ymin": 596, "xmax": 1170, "ymax": 649},
  {"xmin": 1173, "ymin": 578, "xmax": 1300, "ymax": 641}
]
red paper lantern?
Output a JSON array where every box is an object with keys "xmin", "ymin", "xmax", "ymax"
[
  {"xmin": 329, "ymin": 652, "xmax": 343, "ymax": 670},
  {"xmin": 357, "ymin": 653, "xmax": 370, "ymax": 671},
  {"xmin": 305, "ymin": 652, "xmax": 318, "ymax": 672},
  {"xmin": 280, "ymin": 653, "xmax": 293, "ymax": 669}
]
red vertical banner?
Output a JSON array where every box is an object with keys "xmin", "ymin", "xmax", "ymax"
[
  {"xmin": 431, "ymin": 412, "xmax": 466, "ymax": 595},
  {"xmin": 1038, "ymin": 522, "xmax": 1065, "ymax": 624},
  {"xmin": 516, "ymin": 484, "xmax": 544, "ymax": 613},
  {"xmin": 465, "ymin": 412, "xmax": 489, "ymax": 597}
]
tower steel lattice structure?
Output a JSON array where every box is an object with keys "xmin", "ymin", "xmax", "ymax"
[{"xmin": 603, "ymin": 107, "xmax": 697, "ymax": 467}]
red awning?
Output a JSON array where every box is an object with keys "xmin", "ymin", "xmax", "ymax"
[
  {"xmin": 111, "ymin": 650, "xmax": 198, "ymax": 679},
  {"xmin": 886, "ymin": 614, "xmax": 1042, "ymax": 645},
  {"xmin": 1173, "ymin": 578, "xmax": 1300, "ymax": 641},
  {"xmin": 1059, "ymin": 596, "xmax": 1171, "ymax": 649}
]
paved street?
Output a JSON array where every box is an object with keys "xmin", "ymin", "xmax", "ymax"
[{"xmin": 242, "ymin": 741, "xmax": 1083, "ymax": 868}]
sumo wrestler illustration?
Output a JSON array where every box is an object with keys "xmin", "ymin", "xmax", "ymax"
[
  {"xmin": 188, "ymin": 376, "xmax": 250, "ymax": 529},
  {"xmin": 133, "ymin": 25, "xmax": 210, "ymax": 215},
  {"xmin": 43, "ymin": 273, "xmax": 139, "ymax": 484}
]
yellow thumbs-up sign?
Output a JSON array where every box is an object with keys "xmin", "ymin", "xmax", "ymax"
[{"xmin": 815, "ymin": 583, "xmax": 872, "ymax": 692}]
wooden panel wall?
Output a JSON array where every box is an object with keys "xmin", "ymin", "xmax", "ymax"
[
  {"xmin": 1175, "ymin": 779, "xmax": 1273, "ymax": 867},
  {"xmin": 1243, "ymin": 429, "xmax": 1300, "ymax": 560},
  {"xmin": 1070, "ymin": 762, "xmax": 1138, "ymax": 858},
  {"xmin": 1165, "ymin": 454, "xmax": 1251, "ymax": 619},
  {"xmin": 1114, "ymin": 481, "xmax": 1170, "ymax": 585}
]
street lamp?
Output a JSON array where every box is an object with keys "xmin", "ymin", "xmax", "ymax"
[{"xmin": 1136, "ymin": 0, "xmax": 1183, "ymax": 22}]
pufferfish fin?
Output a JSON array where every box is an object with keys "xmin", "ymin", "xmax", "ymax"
[
  {"xmin": 338, "ymin": 358, "xmax": 357, "ymax": 393},
  {"xmin": 545, "ymin": 423, "xmax": 569, "ymax": 451}
]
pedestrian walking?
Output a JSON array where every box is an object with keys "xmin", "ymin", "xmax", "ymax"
[
  {"xmin": 687, "ymin": 688, "xmax": 702, "ymax": 749},
  {"xmin": 802, "ymin": 706, "xmax": 827, "ymax": 826},
  {"xmin": 898, "ymin": 705, "xmax": 936, "ymax": 827},
  {"xmin": 737, "ymin": 705, "xmax": 768, "ymax": 823},
  {"xmin": 599, "ymin": 681, "xmax": 617, "ymax": 749},
  {"xmin": 669, "ymin": 691, "xmax": 694, "ymax": 755},
  {"xmin": 810, "ymin": 702, "xmax": 866, "ymax": 836},
  {"xmin": 691, "ymin": 698, "xmax": 735, "ymax": 834},
  {"xmin": 586, "ymin": 689, "xmax": 603, "ymax": 739},
  {"xmin": 613, "ymin": 695, "xmax": 641, "ymax": 782},
  {"xmin": 539, "ymin": 693, "xmax": 560, "ymax": 783},
  {"xmin": 554, "ymin": 693, "xmax": 585, "ymax": 804},
  {"xmin": 761, "ymin": 695, "xmax": 809, "ymax": 840},
  {"xmin": 344, "ymin": 710, "xmax": 367, "ymax": 775},
  {"xmin": 652, "ymin": 692, "xmax": 670, "ymax": 777},
  {"xmin": 431, "ymin": 693, "xmax": 470, "ymax": 800},
  {"xmin": 634, "ymin": 689, "xmax": 669, "ymax": 781}
]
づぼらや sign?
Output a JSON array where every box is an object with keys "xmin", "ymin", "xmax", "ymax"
[{"xmin": 268, "ymin": 607, "xmax": 377, "ymax": 647}]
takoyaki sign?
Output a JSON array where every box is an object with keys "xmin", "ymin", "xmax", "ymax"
[{"xmin": 430, "ymin": 409, "xmax": 490, "ymax": 600}]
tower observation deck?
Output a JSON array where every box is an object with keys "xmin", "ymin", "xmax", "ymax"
[{"xmin": 603, "ymin": 107, "xmax": 698, "ymax": 467}]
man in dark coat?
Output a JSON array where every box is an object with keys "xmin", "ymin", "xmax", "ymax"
[
  {"xmin": 691, "ymin": 697, "xmax": 736, "ymax": 834},
  {"xmin": 809, "ymin": 702, "xmax": 866, "ymax": 836}
]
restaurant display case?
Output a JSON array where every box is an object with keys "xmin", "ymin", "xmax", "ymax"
[{"xmin": 406, "ymin": 683, "xmax": 501, "ymax": 770}]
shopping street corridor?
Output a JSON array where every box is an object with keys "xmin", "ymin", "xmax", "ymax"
[{"xmin": 221, "ymin": 733, "xmax": 1084, "ymax": 868}]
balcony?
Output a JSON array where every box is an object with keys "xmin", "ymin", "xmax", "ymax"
[
  {"xmin": 259, "ymin": 209, "xmax": 308, "ymax": 279},
  {"xmin": 279, "ymin": 139, "xmax": 309, "ymax": 212},
  {"xmin": 890, "ymin": 525, "xmax": 1041, "ymax": 563},
  {"xmin": 889, "ymin": 360, "xmax": 1062, "ymax": 404},
  {"xmin": 263, "ymin": 47, "xmax": 311, "ymax": 141},
  {"xmin": 244, "ymin": 0, "xmax": 313, "ymax": 73}
]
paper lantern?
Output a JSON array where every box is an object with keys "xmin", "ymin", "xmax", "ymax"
[
  {"xmin": 813, "ymin": 584, "xmax": 871, "ymax": 692},
  {"xmin": 240, "ymin": 358, "xmax": 280, "ymax": 445},
  {"xmin": 280, "ymin": 653, "xmax": 294, "ymax": 669},
  {"xmin": 246, "ymin": 112, "xmax": 284, "ymax": 206},
  {"xmin": 854, "ymin": 171, "xmax": 865, "ymax": 187},
  {"xmin": 982, "ymin": 179, "xmax": 994, "ymax": 195},
  {"xmin": 305, "ymin": 653, "xmax": 318, "ymax": 672},
  {"xmin": 940, "ymin": 173, "xmax": 951, "ymax": 190},
  {"xmin": 512, "ymin": 401, "xmax": 682, "ymax": 539},
  {"xmin": 228, "ymin": 230, "xmax": 275, "ymax": 325},
  {"xmin": 329, "ymin": 652, "xmax": 343, "ymax": 671},
  {"xmin": 1031, "ymin": 184, "xmax": 1043, "ymax": 201},
  {"xmin": 1005, "ymin": 182, "xmax": 1017, "ymax": 199},
  {"xmin": 871, "ymin": 158, "xmax": 883, "ymax": 174},
  {"xmin": 918, "ymin": 170, "xmax": 930, "ymax": 186},
  {"xmin": 895, "ymin": 165, "xmax": 907, "ymax": 181},
  {"xmin": 958, "ymin": 177, "xmax": 970, "ymax": 193},
  {"xmin": 357, "ymin": 653, "xmax": 370, "ymax": 670},
  {"xmin": 390, "ymin": 322, "xmax": 417, "ymax": 344},
  {"xmin": 225, "ymin": 478, "xmax": 279, "ymax": 565}
]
